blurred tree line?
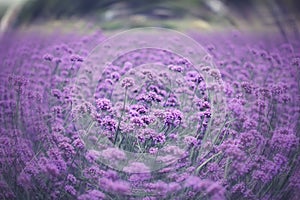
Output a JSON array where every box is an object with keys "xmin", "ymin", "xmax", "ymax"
[
  {"xmin": 0, "ymin": 0, "xmax": 298, "ymax": 35},
  {"xmin": 14, "ymin": 0, "xmax": 299, "ymax": 22}
]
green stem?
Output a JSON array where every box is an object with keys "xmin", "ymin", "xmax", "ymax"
[
  {"xmin": 114, "ymin": 89, "xmax": 127, "ymax": 145},
  {"xmin": 224, "ymin": 157, "xmax": 231, "ymax": 179},
  {"xmin": 195, "ymin": 152, "xmax": 222, "ymax": 174},
  {"xmin": 15, "ymin": 90, "xmax": 20, "ymax": 128}
]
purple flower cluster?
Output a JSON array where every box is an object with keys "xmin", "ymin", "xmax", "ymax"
[{"xmin": 0, "ymin": 28, "xmax": 299, "ymax": 200}]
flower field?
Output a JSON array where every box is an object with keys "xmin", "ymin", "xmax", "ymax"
[{"xmin": 0, "ymin": 28, "xmax": 299, "ymax": 200}]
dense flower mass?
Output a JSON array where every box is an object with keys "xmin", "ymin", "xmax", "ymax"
[{"xmin": 0, "ymin": 28, "xmax": 299, "ymax": 200}]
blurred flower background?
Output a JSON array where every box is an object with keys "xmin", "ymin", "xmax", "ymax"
[{"xmin": 0, "ymin": 1, "xmax": 300, "ymax": 200}]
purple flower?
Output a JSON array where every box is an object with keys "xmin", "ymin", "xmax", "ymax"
[
  {"xmin": 96, "ymin": 98, "xmax": 112, "ymax": 111},
  {"xmin": 45, "ymin": 163, "xmax": 60, "ymax": 177},
  {"xmin": 85, "ymin": 150, "xmax": 100, "ymax": 163},
  {"xmin": 43, "ymin": 53, "xmax": 53, "ymax": 61},
  {"xmin": 111, "ymin": 72, "xmax": 121, "ymax": 81},
  {"xmin": 271, "ymin": 128, "xmax": 298, "ymax": 152},
  {"xmin": 72, "ymin": 138, "xmax": 85, "ymax": 149},
  {"xmin": 164, "ymin": 109, "xmax": 183, "ymax": 126},
  {"xmin": 78, "ymin": 190, "xmax": 105, "ymax": 200},
  {"xmin": 121, "ymin": 77, "xmax": 134, "ymax": 89},
  {"xmin": 17, "ymin": 172, "xmax": 32, "ymax": 189},
  {"xmin": 168, "ymin": 182, "xmax": 181, "ymax": 192},
  {"xmin": 100, "ymin": 116, "xmax": 117, "ymax": 131},
  {"xmin": 184, "ymin": 136, "xmax": 198, "ymax": 146},
  {"xmin": 70, "ymin": 54, "xmax": 84, "ymax": 62},
  {"xmin": 149, "ymin": 147, "xmax": 158, "ymax": 154},
  {"xmin": 123, "ymin": 162, "xmax": 150, "ymax": 173},
  {"xmin": 101, "ymin": 147, "xmax": 126, "ymax": 161},
  {"xmin": 99, "ymin": 178, "xmax": 131, "ymax": 195},
  {"xmin": 67, "ymin": 174, "xmax": 77, "ymax": 185},
  {"xmin": 65, "ymin": 185, "xmax": 76, "ymax": 196},
  {"xmin": 146, "ymin": 180, "xmax": 169, "ymax": 196},
  {"xmin": 168, "ymin": 65, "xmax": 184, "ymax": 72},
  {"xmin": 153, "ymin": 132, "xmax": 166, "ymax": 144},
  {"xmin": 184, "ymin": 176, "xmax": 203, "ymax": 191}
]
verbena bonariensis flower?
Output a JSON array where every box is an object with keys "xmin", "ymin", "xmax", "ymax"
[{"xmin": 0, "ymin": 28, "xmax": 299, "ymax": 200}]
